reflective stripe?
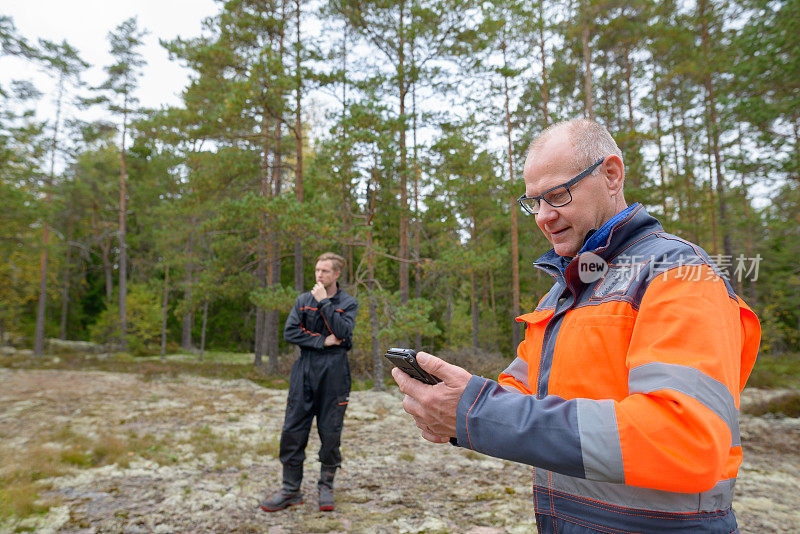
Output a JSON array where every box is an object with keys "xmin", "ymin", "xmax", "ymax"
[
  {"xmin": 576, "ymin": 399, "xmax": 624, "ymax": 483},
  {"xmin": 629, "ymin": 362, "xmax": 740, "ymax": 447},
  {"xmin": 500, "ymin": 357, "xmax": 529, "ymax": 389},
  {"xmin": 534, "ymin": 468, "xmax": 735, "ymax": 513}
]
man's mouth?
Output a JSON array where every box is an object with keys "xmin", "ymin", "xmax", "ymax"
[{"xmin": 550, "ymin": 227, "xmax": 569, "ymax": 238}]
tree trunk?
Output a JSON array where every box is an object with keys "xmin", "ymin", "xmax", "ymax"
[
  {"xmin": 265, "ymin": 0, "xmax": 288, "ymax": 374},
  {"xmin": 34, "ymin": 69, "xmax": 66, "ymax": 356},
  {"xmin": 624, "ymin": 47, "xmax": 635, "ymax": 131},
  {"xmin": 537, "ymin": 5, "xmax": 550, "ymax": 125},
  {"xmin": 265, "ymin": 126, "xmax": 283, "ymax": 373},
  {"xmin": 680, "ymin": 109, "xmax": 699, "ymax": 243},
  {"xmin": 160, "ymin": 265, "xmax": 170, "ymax": 361},
  {"xmin": 118, "ymin": 102, "xmax": 129, "ymax": 351},
  {"xmin": 199, "ymin": 298, "xmax": 209, "ymax": 361},
  {"xmin": 511, "ymin": 203, "xmax": 521, "ymax": 347},
  {"xmin": 368, "ymin": 170, "xmax": 384, "ymax": 391},
  {"xmin": 59, "ymin": 212, "xmax": 74, "ymax": 340},
  {"xmin": 623, "ymin": 47, "xmax": 638, "ymax": 188},
  {"xmin": 699, "ymin": 0, "xmax": 732, "ymax": 260},
  {"xmin": 33, "ymin": 231, "xmax": 49, "ymax": 356},
  {"xmin": 182, "ymin": 249, "xmax": 194, "ymax": 352},
  {"xmin": 293, "ymin": 0, "xmax": 304, "ymax": 293},
  {"xmin": 581, "ymin": 21, "xmax": 594, "ymax": 120},
  {"xmin": 102, "ymin": 236, "xmax": 113, "ymax": 302},
  {"xmin": 738, "ymin": 127, "xmax": 753, "ymax": 298},
  {"xmin": 397, "ymin": 0, "xmax": 410, "ymax": 304},
  {"xmin": 445, "ymin": 287, "xmax": 453, "ymax": 348},
  {"xmin": 341, "ymin": 23, "xmax": 354, "ymax": 285},
  {"xmin": 255, "ymin": 112, "xmax": 268, "ymax": 368},
  {"xmin": 653, "ymin": 75, "xmax": 668, "ymax": 219},
  {"xmin": 704, "ymin": 138, "xmax": 718, "ymax": 254},
  {"xmin": 470, "ymin": 268, "xmax": 479, "ymax": 349},
  {"xmin": 502, "ymin": 39, "xmax": 521, "ymax": 350},
  {"xmin": 254, "ymin": 308, "xmax": 264, "ymax": 367},
  {"xmin": 369, "ymin": 256, "xmax": 382, "ymax": 390},
  {"xmin": 412, "ymin": 40, "xmax": 422, "ymax": 349}
]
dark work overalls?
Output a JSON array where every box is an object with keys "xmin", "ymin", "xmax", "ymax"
[{"xmin": 279, "ymin": 283, "xmax": 358, "ymax": 493}]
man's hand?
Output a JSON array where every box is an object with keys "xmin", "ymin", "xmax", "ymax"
[
  {"xmin": 323, "ymin": 334, "xmax": 341, "ymax": 347},
  {"xmin": 311, "ymin": 282, "xmax": 327, "ymax": 302},
  {"xmin": 391, "ymin": 352, "xmax": 472, "ymax": 444}
]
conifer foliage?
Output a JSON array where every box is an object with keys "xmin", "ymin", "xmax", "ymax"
[{"xmin": 1, "ymin": 1, "xmax": 797, "ymax": 375}]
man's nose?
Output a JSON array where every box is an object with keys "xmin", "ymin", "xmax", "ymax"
[{"xmin": 536, "ymin": 201, "xmax": 558, "ymax": 224}]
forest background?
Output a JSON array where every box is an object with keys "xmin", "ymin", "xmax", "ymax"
[{"xmin": 1, "ymin": 0, "xmax": 798, "ymax": 387}]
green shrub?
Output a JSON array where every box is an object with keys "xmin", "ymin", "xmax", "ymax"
[
  {"xmin": 746, "ymin": 352, "xmax": 800, "ymax": 388},
  {"xmin": 89, "ymin": 284, "xmax": 162, "ymax": 355}
]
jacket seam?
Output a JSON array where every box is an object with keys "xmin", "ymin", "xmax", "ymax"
[{"xmin": 534, "ymin": 485, "xmax": 733, "ymax": 518}]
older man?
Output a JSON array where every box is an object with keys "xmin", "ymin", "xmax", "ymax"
[{"xmin": 393, "ymin": 119, "xmax": 760, "ymax": 532}]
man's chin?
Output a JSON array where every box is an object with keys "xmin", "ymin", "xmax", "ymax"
[{"xmin": 553, "ymin": 243, "xmax": 579, "ymax": 257}]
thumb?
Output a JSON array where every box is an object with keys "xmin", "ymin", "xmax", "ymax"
[{"xmin": 415, "ymin": 351, "xmax": 470, "ymax": 386}]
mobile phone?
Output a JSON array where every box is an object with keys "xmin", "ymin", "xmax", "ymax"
[{"xmin": 384, "ymin": 348, "xmax": 441, "ymax": 385}]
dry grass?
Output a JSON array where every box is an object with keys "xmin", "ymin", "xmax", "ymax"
[
  {"xmin": 743, "ymin": 390, "xmax": 800, "ymax": 417},
  {"xmin": 0, "ymin": 480, "xmax": 54, "ymax": 520},
  {"xmin": 0, "ymin": 425, "xmax": 169, "ymax": 522},
  {"xmin": 0, "ymin": 442, "xmax": 68, "ymax": 521},
  {"xmin": 188, "ymin": 425, "xmax": 245, "ymax": 469},
  {"xmin": 255, "ymin": 433, "xmax": 281, "ymax": 459},
  {"xmin": 398, "ymin": 451, "xmax": 416, "ymax": 462},
  {"xmin": 0, "ymin": 351, "xmax": 294, "ymax": 390},
  {"xmin": 462, "ymin": 449, "xmax": 483, "ymax": 461},
  {"xmin": 126, "ymin": 432, "xmax": 181, "ymax": 466}
]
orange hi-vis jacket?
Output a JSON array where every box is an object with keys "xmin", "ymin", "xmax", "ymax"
[{"xmin": 454, "ymin": 204, "xmax": 760, "ymax": 532}]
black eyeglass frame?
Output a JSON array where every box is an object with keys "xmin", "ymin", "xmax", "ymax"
[{"xmin": 517, "ymin": 157, "xmax": 606, "ymax": 216}]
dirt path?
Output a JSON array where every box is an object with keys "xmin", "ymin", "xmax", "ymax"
[{"xmin": 1, "ymin": 368, "xmax": 798, "ymax": 533}]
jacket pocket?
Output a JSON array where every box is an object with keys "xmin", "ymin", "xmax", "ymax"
[{"xmin": 549, "ymin": 312, "xmax": 636, "ymax": 401}]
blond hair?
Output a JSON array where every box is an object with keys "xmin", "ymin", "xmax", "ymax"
[{"xmin": 316, "ymin": 252, "xmax": 345, "ymax": 273}]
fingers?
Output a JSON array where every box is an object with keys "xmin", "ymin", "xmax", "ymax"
[
  {"xmin": 311, "ymin": 283, "xmax": 326, "ymax": 301},
  {"xmin": 401, "ymin": 390, "xmax": 424, "ymax": 418},
  {"xmin": 405, "ymin": 395, "xmax": 450, "ymax": 444},
  {"xmin": 415, "ymin": 351, "xmax": 447, "ymax": 377},
  {"xmin": 392, "ymin": 358, "xmax": 462, "ymax": 441},
  {"xmin": 419, "ymin": 427, "xmax": 450, "ymax": 444},
  {"xmin": 392, "ymin": 366, "xmax": 425, "ymax": 399},
  {"xmin": 415, "ymin": 351, "xmax": 471, "ymax": 387}
]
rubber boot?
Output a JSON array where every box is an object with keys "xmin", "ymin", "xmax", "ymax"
[
  {"xmin": 260, "ymin": 465, "xmax": 304, "ymax": 512},
  {"xmin": 318, "ymin": 467, "xmax": 336, "ymax": 511}
]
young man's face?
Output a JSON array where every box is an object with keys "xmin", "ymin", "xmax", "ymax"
[{"xmin": 315, "ymin": 260, "xmax": 340, "ymax": 289}]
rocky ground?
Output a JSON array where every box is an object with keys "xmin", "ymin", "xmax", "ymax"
[{"xmin": 0, "ymin": 368, "xmax": 798, "ymax": 533}]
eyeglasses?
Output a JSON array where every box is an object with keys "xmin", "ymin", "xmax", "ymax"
[{"xmin": 517, "ymin": 158, "xmax": 605, "ymax": 216}]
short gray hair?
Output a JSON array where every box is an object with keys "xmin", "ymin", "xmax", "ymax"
[{"xmin": 528, "ymin": 118, "xmax": 623, "ymax": 170}]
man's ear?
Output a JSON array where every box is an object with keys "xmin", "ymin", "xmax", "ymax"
[{"xmin": 604, "ymin": 155, "xmax": 625, "ymax": 196}]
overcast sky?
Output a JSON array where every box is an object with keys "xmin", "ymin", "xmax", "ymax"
[{"xmin": 2, "ymin": 0, "xmax": 220, "ymax": 120}]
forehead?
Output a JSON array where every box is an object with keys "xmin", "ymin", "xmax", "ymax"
[
  {"xmin": 523, "ymin": 138, "xmax": 576, "ymax": 195},
  {"xmin": 315, "ymin": 260, "xmax": 335, "ymax": 271}
]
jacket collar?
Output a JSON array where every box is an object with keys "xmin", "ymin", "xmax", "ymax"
[
  {"xmin": 533, "ymin": 203, "xmax": 661, "ymax": 278},
  {"xmin": 328, "ymin": 281, "xmax": 341, "ymax": 301}
]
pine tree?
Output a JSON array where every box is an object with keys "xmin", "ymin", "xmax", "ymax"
[
  {"xmin": 32, "ymin": 39, "xmax": 89, "ymax": 355},
  {"xmin": 91, "ymin": 17, "xmax": 147, "ymax": 350}
]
